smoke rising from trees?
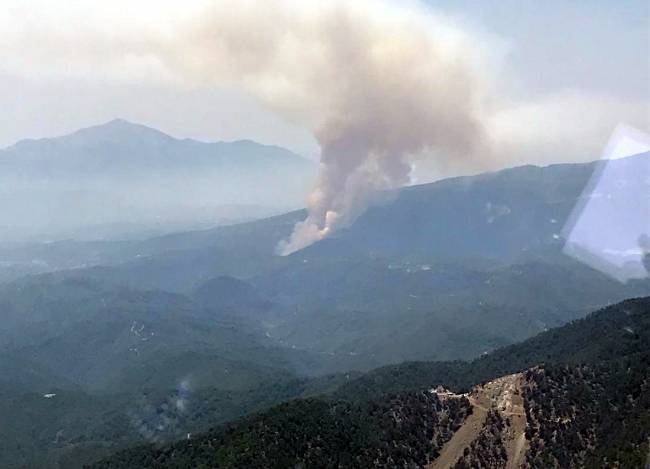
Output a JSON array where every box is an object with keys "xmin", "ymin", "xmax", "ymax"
[
  {"xmin": 3, "ymin": 0, "xmax": 644, "ymax": 252},
  {"xmin": 153, "ymin": 0, "xmax": 495, "ymax": 253}
]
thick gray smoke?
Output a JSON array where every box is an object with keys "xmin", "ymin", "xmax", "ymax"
[{"xmin": 153, "ymin": 0, "xmax": 494, "ymax": 254}]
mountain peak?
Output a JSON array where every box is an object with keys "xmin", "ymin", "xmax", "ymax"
[{"xmin": 64, "ymin": 119, "xmax": 176, "ymax": 146}]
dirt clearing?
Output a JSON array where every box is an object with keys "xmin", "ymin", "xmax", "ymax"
[{"xmin": 428, "ymin": 373, "xmax": 529, "ymax": 469}]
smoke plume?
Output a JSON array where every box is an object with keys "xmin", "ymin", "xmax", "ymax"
[
  {"xmin": 2, "ymin": 1, "xmax": 647, "ymax": 252},
  {"xmin": 153, "ymin": 0, "xmax": 494, "ymax": 254},
  {"xmin": 2, "ymin": 0, "xmax": 497, "ymax": 253}
]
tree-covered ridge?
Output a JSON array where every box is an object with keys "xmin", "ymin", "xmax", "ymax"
[
  {"xmin": 0, "ymin": 371, "xmax": 358, "ymax": 469},
  {"xmin": 335, "ymin": 296, "xmax": 650, "ymax": 399},
  {"xmin": 88, "ymin": 296, "xmax": 650, "ymax": 469},
  {"xmin": 88, "ymin": 391, "xmax": 472, "ymax": 469},
  {"xmin": 523, "ymin": 362, "xmax": 650, "ymax": 468}
]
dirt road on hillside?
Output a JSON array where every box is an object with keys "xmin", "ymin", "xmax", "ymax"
[
  {"xmin": 428, "ymin": 373, "xmax": 528, "ymax": 469},
  {"xmin": 428, "ymin": 405, "xmax": 487, "ymax": 469}
]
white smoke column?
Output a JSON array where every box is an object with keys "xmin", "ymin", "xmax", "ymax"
[{"xmin": 153, "ymin": 0, "xmax": 494, "ymax": 254}]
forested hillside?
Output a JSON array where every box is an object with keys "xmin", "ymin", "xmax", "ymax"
[
  {"xmin": 5, "ymin": 153, "xmax": 646, "ymax": 375},
  {"xmin": 90, "ymin": 392, "xmax": 473, "ymax": 469},
  {"xmin": 334, "ymin": 295, "xmax": 650, "ymax": 399},
  {"xmin": 3, "ymin": 277, "xmax": 649, "ymax": 468},
  {"xmin": 524, "ymin": 363, "xmax": 649, "ymax": 467},
  {"xmin": 3, "ymin": 154, "xmax": 649, "ymax": 468},
  {"xmin": 87, "ymin": 297, "xmax": 650, "ymax": 468}
]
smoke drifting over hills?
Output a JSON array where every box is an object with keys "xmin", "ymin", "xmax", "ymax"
[
  {"xmin": 2, "ymin": 0, "xmax": 646, "ymax": 252},
  {"xmin": 156, "ymin": 0, "xmax": 495, "ymax": 253},
  {"xmin": 2, "ymin": 0, "xmax": 498, "ymax": 252}
]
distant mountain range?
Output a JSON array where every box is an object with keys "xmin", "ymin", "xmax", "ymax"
[
  {"xmin": 2, "ymin": 119, "xmax": 312, "ymax": 175},
  {"xmin": 0, "ymin": 119, "xmax": 317, "ymax": 242}
]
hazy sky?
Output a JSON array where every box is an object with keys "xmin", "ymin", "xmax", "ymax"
[{"xmin": 0, "ymin": 0, "xmax": 648, "ymax": 168}]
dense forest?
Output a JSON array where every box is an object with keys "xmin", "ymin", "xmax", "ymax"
[
  {"xmin": 87, "ymin": 297, "xmax": 650, "ymax": 468},
  {"xmin": 524, "ymin": 361, "xmax": 650, "ymax": 468},
  {"xmin": 335, "ymin": 295, "xmax": 650, "ymax": 399},
  {"xmin": 89, "ymin": 392, "xmax": 472, "ymax": 469}
]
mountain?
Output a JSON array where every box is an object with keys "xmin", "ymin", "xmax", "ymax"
[
  {"xmin": 2, "ymin": 152, "xmax": 649, "ymax": 467},
  {"xmin": 63, "ymin": 153, "xmax": 650, "ymax": 370},
  {"xmin": 2, "ymin": 289, "xmax": 647, "ymax": 468},
  {"xmin": 0, "ymin": 119, "xmax": 317, "ymax": 242},
  {"xmin": 88, "ymin": 297, "xmax": 650, "ymax": 469},
  {"xmin": 333, "ymin": 295, "xmax": 650, "ymax": 399},
  {"xmin": 0, "ymin": 274, "xmax": 339, "ymax": 468},
  {"xmin": 3, "ymin": 153, "xmax": 649, "ymax": 373},
  {"xmin": 0, "ymin": 274, "xmax": 327, "ymax": 393},
  {"xmin": 5, "ymin": 151, "xmax": 647, "ymax": 288},
  {"xmin": 3, "ymin": 119, "xmax": 312, "ymax": 174},
  {"xmin": 0, "ymin": 368, "xmax": 353, "ymax": 469},
  {"xmin": 38, "ymin": 151, "xmax": 647, "ymax": 291}
]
